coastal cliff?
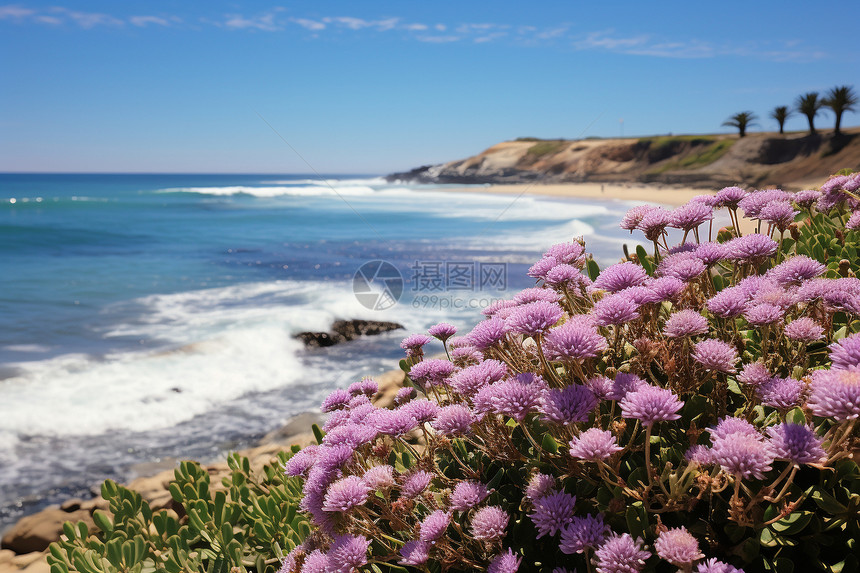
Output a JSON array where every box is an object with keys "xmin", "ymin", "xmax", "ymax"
[{"xmin": 388, "ymin": 129, "xmax": 860, "ymax": 189}]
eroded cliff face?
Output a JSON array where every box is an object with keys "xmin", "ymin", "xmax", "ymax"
[{"xmin": 388, "ymin": 129, "xmax": 860, "ymax": 189}]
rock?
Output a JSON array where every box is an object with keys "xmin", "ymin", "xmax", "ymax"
[
  {"xmin": 59, "ymin": 499, "xmax": 81, "ymax": 513},
  {"xmin": 0, "ymin": 550, "xmax": 14, "ymax": 564},
  {"xmin": 10, "ymin": 553, "xmax": 42, "ymax": 568},
  {"xmin": 1, "ymin": 508, "xmax": 93, "ymax": 554},
  {"xmin": 295, "ymin": 319, "xmax": 402, "ymax": 348}
]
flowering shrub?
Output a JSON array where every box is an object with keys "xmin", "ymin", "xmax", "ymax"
[{"xmin": 286, "ymin": 172, "xmax": 860, "ymax": 573}]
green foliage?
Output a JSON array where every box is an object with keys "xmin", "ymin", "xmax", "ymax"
[
  {"xmin": 47, "ymin": 452, "xmax": 309, "ymax": 573},
  {"xmin": 647, "ymin": 140, "xmax": 735, "ymax": 173},
  {"xmin": 525, "ymin": 140, "xmax": 568, "ymax": 158}
]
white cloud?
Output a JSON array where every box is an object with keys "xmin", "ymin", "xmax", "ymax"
[
  {"xmin": 415, "ymin": 35, "xmax": 460, "ymax": 43},
  {"xmin": 223, "ymin": 12, "xmax": 282, "ymax": 31},
  {"xmin": 291, "ymin": 17, "xmax": 325, "ymax": 31},
  {"xmin": 130, "ymin": 15, "xmax": 172, "ymax": 27},
  {"xmin": 403, "ymin": 23, "xmax": 427, "ymax": 31},
  {"xmin": 50, "ymin": 7, "xmax": 124, "ymax": 28},
  {"xmin": 0, "ymin": 5, "xmax": 34, "ymax": 19}
]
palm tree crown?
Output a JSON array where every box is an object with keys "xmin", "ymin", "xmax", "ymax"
[
  {"xmin": 722, "ymin": 111, "xmax": 757, "ymax": 138},
  {"xmin": 770, "ymin": 106, "xmax": 792, "ymax": 135},
  {"xmin": 823, "ymin": 85, "xmax": 858, "ymax": 135},
  {"xmin": 796, "ymin": 92, "xmax": 824, "ymax": 134}
]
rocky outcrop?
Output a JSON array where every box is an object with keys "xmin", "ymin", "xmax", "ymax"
[
  {"xmin": 387, "ymin": 129, "xmax": 860, "ymax": 190},
  {"xmin": 295, "ymin": 319, "xmax": 403, "ymax": 348},
  {"xmin": 0, "ymin": 368, "xmax": 407, "ymax": 571}
]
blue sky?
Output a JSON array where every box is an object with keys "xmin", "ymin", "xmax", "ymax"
[{"xmin": 1, "ymin": 1, "xmax": 858, "ymax": 174}]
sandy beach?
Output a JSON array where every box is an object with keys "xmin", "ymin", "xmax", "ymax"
[{"xmin": 441, "ymin": 182, "xmax": 715, "ymax": 207}]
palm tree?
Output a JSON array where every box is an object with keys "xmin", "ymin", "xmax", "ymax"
[
  {"xmin": 823, "ymin": 85, "xmax": 858, "ymax": 135},
  {"xmin": 796, "ymin": 92, "xmax": 824, "ymax": 134},
  {"xmin": 770, "ymin": 106, "xmax": 792, "ymax": 134},
  {"xmin": 722, "ymin": 111, "xmax": 757, "ymax": 138}
]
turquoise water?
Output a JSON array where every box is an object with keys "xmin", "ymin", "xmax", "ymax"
[{"xmin": 0, "ymin": 173, "xmax": 639, "ymax": 527}]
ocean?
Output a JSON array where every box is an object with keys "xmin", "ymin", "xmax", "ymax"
[{"xmin": 0, "ymin": 173, "xmax": 643, "ymax": 529}]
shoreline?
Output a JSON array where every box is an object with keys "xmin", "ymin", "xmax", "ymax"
[{"xmin": 437, "ymin": 181, "xmax": 715, "ymax": 207}]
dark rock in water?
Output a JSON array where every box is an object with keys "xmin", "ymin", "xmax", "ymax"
[{"xmin": 295, "ymin": 319, "xmax": 403, "ymax": 348}]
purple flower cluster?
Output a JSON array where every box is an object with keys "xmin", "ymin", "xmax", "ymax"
[
  {"xmin": 541, "ymin": 385, "xmax": 598, "ymax": 424},
  {"xmin": 450, "ymin": 481, "xmax": 490, "ymax": 511},
  {"xmin": 619, "ymin": 385, "xmax": 684, "ymax": 427},
  {"xmin": 594, "ymin": 533, "xmax": 651, "ymax": 573},
  {"xmin": 471, "ymin": 506, "xmax": 509, "ymax": 540},
  {"xmin": 529, "ymin": 491, "xmax": 576, "ymax": 538},
  {"xmin": 594, "ymin": 262, "xmax": 650, "ymax": 293},
  {"xmin": 559, "ymin": 514, "xmax": 610, "ymax": 554},
  {"xmin": 655, "ymin": 527, "xmax": 703, "ymax": 566},
  {"xmin": 544, "ymin": 318, "xmax": 607, "ymax": 361},
  {"xmin": 569, "ymin": 428, "xmax": 623, "ymax": 461},
  {"xmin": 692, "ymin": 339, "xmax": 738, "ymax": 373},
  {"xmin": 807, "ymin": 369, "xmax": 860, "ymax": 421},
  {"xmin": 664, "ymin": 310, "xmax": 708, "ymax": 338}
]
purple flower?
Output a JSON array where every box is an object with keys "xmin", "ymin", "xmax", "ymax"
[
  {"xmin": 529, "ymin": 491, "xmax": 576, "ymax": 538},
  {"xmin": 586, "ymin": 376, "xmax": 614, "ymax": 400},
  {"xmin": 326, "ymin": 535, "xmax": 370, "ymax": 573},
  {"xmin": 664, "ymin": 310, "xmax": 708, "ymax": 338},
  {"xmin": 639, "ymin": 207, "xmax": 672, "ymax": 241},
  {"xmin": 692, "ymin": 339, "xmax": 739, "ymax": 373},
  {"xmin": 594, "ymin": 533, "xmax": 651, "ymax": 573},
  {"xmin": 347, "ymin": 378, "xmax": 378, "ymax": 398},
  {"xmin": 506, "ymin": 300, "xmax": 564, "ymax": 337},
  {"xmin": 784, "ymin": 317, "xmax": 824, "ymax": 342},
  {"xmin": 737, "ymin": 362, "xmax": 771, "ymax": 386},
  {"xmin": 709, "ymin": 417, "xmax": 762, "ymax": 441},
  {"xmin": 707, "ymin": 288, "xmax": 748, "ymax": 318},
  {"xmin": 321, "ymin": 389, "xmax": 352, "ymax": 413},
  {"xmin": 724, "ymin": 234, "xmax": 778, "ymax": 263},
  {"xmin": 757, "ymin": 377, "xmax": 804, "ymax": 410},
  {"xmin": 569, "ymin": 428, "xmax": 623, "ymax": 461},
  {"xmin": 300, "ymin": 550, "xmax": 327, "ymax": 573},
  {"xmin": 545, "ymin": 241, "xmax": 586, "ymax": 265},
  {"xmin": 367, "ymin": 408, "xmax": 417, "ymax": 436},
  {"xmin": 322, "ymin": 476, "xmax": 370, "ymax": 512},
  {"xmin": 592, "ymin": 294, "xmax": 640, "ymax": 326},
  {"xmin": 545, "ymin": 319, "xmax": 608, "ymax": 361},
  {"xmin": 739, "ymin": 189, "xmax": 792, "ymax": 218},
  {"xmin": 758, "ymin": 200, "xmax": 798, "ymax": 231},
  {"xmin": 401, "ymin": 470, "xmax": 433, "ymax": 499},
  {"xmin": 670, "ymin": 202, "xmax": 714, "ymax": 231},
  {"xmin": 322, "ymin": 423, "xmax": 378, "ymax": 449},
  {"xmin": 695, "ymin": 242, "xmax": 727, "ymax": 266},
  {"xmin": 362, "ymin": 465, "xmax": 395, "ymax": 490},
  {"xmin": 621, "ymin": 205, "xmax": 657, "ymax": 231},
  {"xmin": 399, "ymin": 540, "xmax": 431, "ymax": 566},
  {"xmin": 619, "ymin": 385, "xmax": 684, "ymax": 426},
  {"xmin": 431, "ymin": 404, "xmax": 473, "ymax": 435},
  {"xmin": 793, "ymin": 189, "xmax": 821, "ymax": 208},
  {"xmin": 419, "ymin": 510, "xmax": 450, "ymax": 542},
  {"xmin": 559, "ymin": 514, "xmax": 610, "ymax": 554},
  {"xmin": 715, "ymin": 186, "xmax": 747, "ymax": 208},
  {"xmin": 450, "ymin": 481, "xmax": 490, "ymax": 511},
  {"xmin": 409, "ymin": 359, "xmax": 455, "ymax": 388},
  {"xmin": 649, "ymin": 276, "xmax": 686, "ymax": 301},
  {"xmin": 830, "ymin": 333, "xmax": 860, "ymax": 371},
  {"xmin": 710, "ymin": 433, "xmax": 774, "ymax": 479},
  {"xmin": 401, "ymin": 334, "xmax": 432, "ymax": 357},
  {"xmin": 654, "ymin": 527, "xmax": 703, "ymax": 566},
  {"xmin": 807, "ymin": 369, "xmax": 860, "ymax": 421},
  {"xmin": 606, "ymin": 373, "xmax": 647, "ymax": 401},
  {"xmin": 428, "ymin": 322, "xmax": 457, "ymax": 341},
  {"xmin": 618, "ymin": 286, "xmax": 663, "ymax": 307},
  {"xmin": 696, "ymin": 558, "xmax": 745, "ymax": 573},
  {"xmin": 471, "ymin": 506, "xmax": 509, "ymax": 540},
  {"xmin": 685, "ymin": 445, "xmax": 713, "ymax": 465},
  {"xmin": 658, "ymin": 255, "xmax": 707, "ymax": 282},
  {"xmin": 468, "ymin": 317, "xmax": 507, "ymax": 350},
  {"xmin": 743, "ymin": 303, "xmax": 783, "ymax": 326},
  {"xmin": 594, "ymin": 262, "xmax": 650, "ymax": 293},
  {"xmin": 488, "ymin": 549, "xmax": 522, "ymax": 573},
  {"xmin": 766, "ymin": 423, "xmax": 826, "ymax": 465},
  {"xmin": 546, "ymin": 264, "xmax": 591, "ymax": 291},
  {"xmin": 525, "ymin": 473, "xmax": 557, "ymax": 501},
  {"xmin": 514, "ymin": 287, "xmax": 563, "ymax": 305},
  {"xmin": 767, "ymin": 256, "xmax": 826, "ymax": 286},
  {"xmin": 394, "ymin": 386, "xmax": 417, "ymax": 405},
  {"xmin": 449, "ymin": 359, "xmax": 508, "ymax": 396},
  {"xmin": 822, "ymin": 278, "xmax": 860, "ymax": 316},
  {"xmin": 847, "ymin": 210, "xmax": 860, "ymax": 231},
  {"xmin": 401, "ymin": 399, "xmax": 440, "ymax": 423},
  {"xmin": 484, "ymin": 375, "xmax": 547, "ymax": 421},
  {"xmin": 284, "ymin": 446, "xmax": 319, "ymax": 478},
  {"xmin": 541, "ymin": 385, "xmax": 598, "ymax": 424},
  {"xmin": 529, "ymin": 256, "xmax": 560, "ymax": 280}
]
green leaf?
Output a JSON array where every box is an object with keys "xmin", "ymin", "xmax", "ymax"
[
  {"xmin": 810, "ymin": 488, "xmax": 848, "ymax": 514},
  {"xmin": 486, "ymin": 467, "xmax": 505, "ymax": 490},
  {"xmin": 771, "ymin": 510, "xmax": 813, "ymax": 535},
  {"xmin": 311, "ymin": 424, "xmax": 325, "ymax": 445},
  {"xmin": 92, "ymin": 510, "xmax": 113, "ymax": 535},
  {"xmin": 625, "ymin": 502, "xmax": 648, "ymax": 540},
  {"xmin": 587, "ymin": 259, "xmax": 601, "ymax": 282},
  {"xmin": 787, "ymin": 407, "xmax": 807, "ymax": 425},
  {"xmin": 541, "ymin": 433, "xmax": 559, "ymax": 454},
  {"xmin": 636, "ymin": 245, "xmax": 653, "ymax": 276}
]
